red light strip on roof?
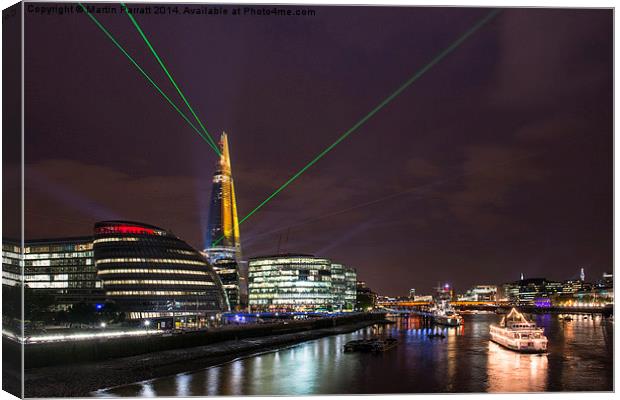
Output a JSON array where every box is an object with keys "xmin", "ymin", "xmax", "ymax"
[{"xmin": 95, "ymin": 225, "xmax": 160, "ymax": 235}]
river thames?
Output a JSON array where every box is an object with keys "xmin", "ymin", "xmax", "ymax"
[{"xmin": 97, "ymin": 313, "xmax": 613, "ymax": 396}]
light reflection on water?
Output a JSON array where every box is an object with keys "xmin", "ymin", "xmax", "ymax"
[
  {"xmin": 486, "ymin": 341, "xmax": 548, "ymax": 392},
  {"xmin": 97, "ymin": 313, "xmax": 613, "ymax": 396}
]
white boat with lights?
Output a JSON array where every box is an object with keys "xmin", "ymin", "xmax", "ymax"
[
  {"xmin": 490, "ymin": 308, "xmax": 548, "ymax": 353},
  {"xmin": 430, "ymin": 300, "xmax": 463, "ymax": 327}
]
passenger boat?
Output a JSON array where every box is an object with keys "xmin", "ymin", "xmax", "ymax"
[
  {"xmin": 431, "ymin": 300, "xmax": 463, "ymax": 327},
  {"xmin": 489, "ymin": 308, "xmax": 548, "ymax": 353}
]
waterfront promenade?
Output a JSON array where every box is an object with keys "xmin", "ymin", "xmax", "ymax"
[{"xmin": 21, "ymin": 314, "xmax": 386, "ymax": 397}]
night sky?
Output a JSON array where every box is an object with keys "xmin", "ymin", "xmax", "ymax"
[{"xmin": 19, "ymin": 4, "xmax": 612, "ymax": 295}]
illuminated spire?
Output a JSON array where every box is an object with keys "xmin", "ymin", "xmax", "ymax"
[{"xmin": 205, "ymin": 132, "xmax": 241, "ymax": 251}]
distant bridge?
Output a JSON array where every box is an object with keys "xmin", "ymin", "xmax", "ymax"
[
  {"xmin": 376, "ymin": 300, "xmax": 613, "ymax": 316},
  {"xmin": 376, "ymin": 300, "xmax": 498, "ymax": 309}
]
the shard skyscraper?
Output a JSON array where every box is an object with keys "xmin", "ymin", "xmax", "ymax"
[{"xmin": 204, "ymin": 132, "xmax": 242, "ymax": 310}]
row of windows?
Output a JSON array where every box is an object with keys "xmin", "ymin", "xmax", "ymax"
[
  {"xmin": 106, "ymin": 290, "xmax": 210, "ymax": 296},
  {"xmin": 250, "ymin": 281, "xmax": 331, "ymax": 288},
  {"xmin": 2, "ymin": 257, "xmax": 24, "ymax": 265},
  {"xmin": 103, "ymin": 280, "xmax": 215, "ymax": 286},
  {"xmin": 24, "ymin": 252, "xmax": 93, "ymax": 260},
  {"xmin": 251, "ymin": 298, "xmax": 332, "ymax": 304},
  {"xmin": 26, "ymin": 258, "xmax": 93, "ymax": 267},
  {"xmin": 2, "ymin": 271, "xmax": 21, "ymax": 286},
  {"xmin": 222, "ymin": 284, "xmax": 239, "ymax": 289},
  {"xmin": 25, "ymin": 274, "xmax": 98, "ymax": 284},
  {"xmin": 249, "ymin": 258, "xmax": 331, "ymax": 267},
  {"xmin": 213, "ymin": 268, "xmax": 237, "ymax": 274},
  {"xmin": 2, "ymin": 245, "xmax": 21, "ymax": 253},
  {"xmin": 250, "ymin": 273, "xmax": 329, "ymax": 280},
  {"xmin": 27, "ymin": 281, "xmax": 70, "ymax": 288},
  {"xmin": 24, "ymin": 243, "xmax": 92, "ymax": 253},
  {"xmin": 94, "ymin": 248, "xmax": 202, "ymax": 259},
  {"xmin": 93, "ymin": 237, "xmax": 140, "ymax": 244},
  {"xmin": 166, "ymin": 249, "xmax": 197, "ymax": 256},
  {"xmin": 27, "ymin": 273, "xmax": 67, "ymax": 282},
  {"xmin": 25, "ymin": 266, "xmax": 96, "ymax": 274},
  {"xmin": 250, "ymin": 292, "xmax": 334, "ymax": 299},
  {"xmin": 96, "ymin": 258, "xmax": 207, "ymax": 266},
  {"xmin": 97, "ymin": 268, "xmax": 211, "ymax": 276},
  {"xmin": 26, "ymin": 281, "xmax": 102, "ymax": 289},
  {"xmin": 128, "ymin": 311, "xmax": 210, "ymax": 319},
  {"xmin": 94, "ymin": 236, "xmax": 192, "ymax": 247}
]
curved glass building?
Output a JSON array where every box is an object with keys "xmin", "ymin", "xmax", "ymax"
[{"xmin": 94, "ymin": 221, "xmax": 229, "ymax": 323}]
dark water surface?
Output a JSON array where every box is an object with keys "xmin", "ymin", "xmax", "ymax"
[{"xmin": 97, "ymin": 313, "xmax": 613, "ymax": 396}]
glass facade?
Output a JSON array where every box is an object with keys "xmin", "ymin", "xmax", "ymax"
[
  {"xmin": 2, "ymin": 240, "xmax": 21, "ymax": 287},
  {"xmin": 210, "ymin": 257, "xmax": 240, "ymax": 309},
  {"xmin": 248, "ymin": 254, "xmax": 357, "ymax": 312},
  {"xmin": 94, "ymin": 221, "xmax": 228, "ymax": 320},
  {"xmin": 2, "ymin": 237, "xmax": 104, "ymax": 310},
  {"xmin": 204, "ymin": 132, "xmax": 242, "ymax": 309}
]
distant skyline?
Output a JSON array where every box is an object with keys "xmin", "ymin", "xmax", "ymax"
[{"xmin": 17, "ymin": 5, "xmax": 612, "ymax": 295}]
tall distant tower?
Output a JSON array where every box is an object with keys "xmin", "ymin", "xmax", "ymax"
[
  {"xmin": 580, "ymin": 267, "xmax": 585, "ymax": 282},
  {"xmin": 204, "ymin": 132, "xmax": 242, "ymax": 310}
]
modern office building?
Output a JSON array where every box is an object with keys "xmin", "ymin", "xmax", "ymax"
[
  {"xmin": 502, "ymin": 277, "xmax": 563, "ymax": 304},
  {"xmin": 248, "ymin": 254, "xmax": 357, "ymax": 312},
  {"xmin": 331, "ymin": 263, "xmax": 357, "ymax": 311},
  {"xmin": 94, "ymin": 221, "xmax": 228, "ymax": 322},
  {"xmin": 2, "ymin": 237, "xmax": 104, "ymax": 310},
  {"xmin": 203, "ymin": 132, "xmax": 242, "ymax": 310},
  {"xmin": 344, "ymin": 266, "xmax": 357, "ymax": 308},
  {"xmin": 210, "ymin": 257, "xmax": 240, "ymax": 310},
  {"xmin": 356, "ymin": 280, "xmax": 377, "ymax": 311}
]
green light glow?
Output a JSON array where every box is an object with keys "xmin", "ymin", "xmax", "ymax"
[
  {"xmin": 77, "ymin": 3, "xmax": 221, "ymax": 155},
  {"xmin": 212, "ymin": 8, "xmax": 501, "ymax": 247},
  {"xmin": 120, "ymin": 3, "xmax": 221, "ymax": 156}
]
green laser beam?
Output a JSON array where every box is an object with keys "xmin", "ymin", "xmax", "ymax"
[
  {"xmin": 120, "ymin": 3, "xmax": 221, "ymax": 156},
  {"xmin": 77, "ymin": 3, "xmax": 221, "ymax": 155},
  {"xmin": 211, "ymin": 8, "xmax": 501, "ymax": 247}
]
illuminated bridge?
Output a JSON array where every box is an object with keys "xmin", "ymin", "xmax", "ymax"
[{"xmin": 376, "ymin": 299, "xmax": 613, "ymax": 316}]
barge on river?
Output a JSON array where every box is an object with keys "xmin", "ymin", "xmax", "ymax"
[{"xmin": 344, "ymin": 338, "xmax": 398, "ymax": 353}]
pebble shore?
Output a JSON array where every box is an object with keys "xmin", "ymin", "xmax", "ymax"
[{"xmin": 24, "ymin": 320, "xmax": 379, "ymax": 397}]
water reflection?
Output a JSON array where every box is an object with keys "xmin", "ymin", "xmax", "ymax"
[
  {"xmin": 137, "ymin": 383, "xmax": 156, "ymax": 398},
  {"xmin": 205, "ymin": 367, "xmax": 219, "ymax": 396},
  {"xmin": 174, "ymin": 374, "xmax": 191, "ymax": 397},
  {"xmin": 98, "ymin": 314, "xmax": 612, "ymax": 396},
  {"xmin": 486, "ymin": 342, "xmax": 548, "ymax": 392}
]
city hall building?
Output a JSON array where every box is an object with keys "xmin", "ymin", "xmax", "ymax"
[
  {"xmin": 248, "ymin": 254, "xmax": 357, "ymax": 312},
  {"xmin": 94, "ymin": 221, "xmax": 229, "ymax": 322},
  {"xmin": 2, "ymin": 221, "xmax": 230, "ymax": 325}
]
